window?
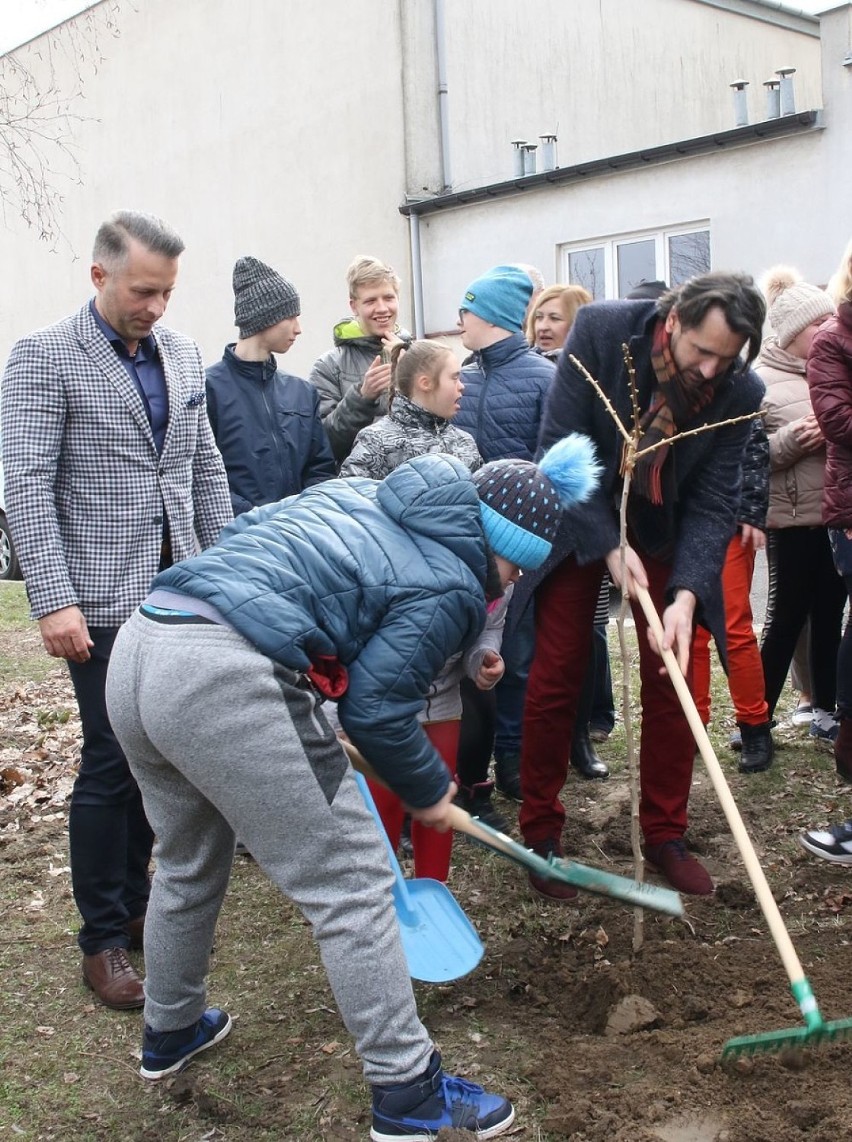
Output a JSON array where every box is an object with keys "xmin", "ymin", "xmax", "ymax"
[{"xmin": 560, "ymin": 225, "xmax": 711, "ymax": 299}]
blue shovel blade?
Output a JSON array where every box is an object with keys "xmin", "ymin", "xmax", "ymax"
[{"xmin": 392, "ymin": 877, "xmax": 484, "ymax": 983}]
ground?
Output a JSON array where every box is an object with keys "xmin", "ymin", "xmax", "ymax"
[{"xmin": 1, "ymin": 582, "xmax": 851, "ymax": 1141}]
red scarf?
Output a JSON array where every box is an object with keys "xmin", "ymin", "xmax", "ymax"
[{"xmin": 627, "ymin": 321, "xmax": 718, "ymax": 504}]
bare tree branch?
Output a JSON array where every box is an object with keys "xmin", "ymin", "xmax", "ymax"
[{"xmin": 0, "ymin": 2, "xmax": 124, "ymax": 248}]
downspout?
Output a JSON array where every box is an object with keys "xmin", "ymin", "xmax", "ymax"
[
  {"xmin": 409, "ymin": 211, "xmax": 425, "ymax": 338},
  {"xmin": 407, "ymin": 0, "xmax": 449, "ymax": 338},
  {"xmin": 435, "ymin": 0, "xmax": 451, "ymax": 190}
]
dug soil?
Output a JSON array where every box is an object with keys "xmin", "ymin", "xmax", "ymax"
[{"xmin": 2, "ymin": 641, "xmax": 852, "ymax": 1140}]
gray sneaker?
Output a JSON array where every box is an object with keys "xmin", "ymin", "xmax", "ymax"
[{"xmin": 799, "ymin": 820, "xmax": 852, "ymax": 865}]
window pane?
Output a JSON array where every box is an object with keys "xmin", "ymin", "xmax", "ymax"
[
  {"xmin": 568, "ymin": 248, "xmax": 605, "ymax": 300},
  {"xmin": 616, "ymin": 239, "xmax": 656, "ymax": 298},
  {"xmin": 669, "ymin": 230, "xmax": 710, "ymax": 285}
]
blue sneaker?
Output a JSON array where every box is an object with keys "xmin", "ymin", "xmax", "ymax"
[
  {"xmin": 371, "ymin": 1050, "xmax": 515, "ymax": 1139},
  {"xmin": 140, "ymin": 1007, "xmax": 232, "ymax": 1080},
  {"xmin": 810, "ymin": 719, "xmax": 839, "ymax": 749}
]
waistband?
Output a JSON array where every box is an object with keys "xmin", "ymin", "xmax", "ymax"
[{"xmin": 142, "ymin": 589, "xmax": 232, "ymax": 627}]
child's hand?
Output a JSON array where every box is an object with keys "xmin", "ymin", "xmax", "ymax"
[
  {"xmin": 475, "ymin": 651, "xmax": 504, "ymax": 690},
  {"xmin": 409, "ymin": 781, "xmax": 458, "ymax": 832}
]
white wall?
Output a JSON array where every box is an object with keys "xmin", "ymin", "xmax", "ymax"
[
  {"xmin": 0, "ymin": 0, "xmax": 414, "ymax": 375},
  {"xmin": 416, "ymin": 4, "xmax": 851, "ymax": 334}
]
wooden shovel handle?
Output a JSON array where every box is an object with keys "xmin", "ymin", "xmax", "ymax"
[{"xmin": 634, "ymin": 583, "xmax": 805, "ymax": 986}]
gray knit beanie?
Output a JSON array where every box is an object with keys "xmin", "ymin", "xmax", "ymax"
[
  {"xmin": 233, "ymin": 256, "xmax": 300, "ymax": 338},
  {"xmin": 762, "ymin": 266, "xmax": 835, "ymax": 350}
]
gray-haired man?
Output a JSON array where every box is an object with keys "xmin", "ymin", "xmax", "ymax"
[{"xmin": 1, "ymin": 210, "xmax": 232, "ymax": 1009}]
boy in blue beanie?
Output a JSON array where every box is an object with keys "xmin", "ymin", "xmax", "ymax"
[{"xmin": 104, "ymin": 438, "xmax": 597, "ymax": 1138}]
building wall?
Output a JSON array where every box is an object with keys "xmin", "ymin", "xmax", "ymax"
[
  {"xmin": 0, "ymin": 0, "xmax": 414, "ymax": 375},
  {"xmin": 428, "ymin": 0, "xmax": 821, "ymax": 193},
  {"xmin": 416, "ymin": 5, "xmax": 851, "ymax": 336},
  {"xmin": 0, "ymin": 0, "xmax": 833, "ymax": 374}
]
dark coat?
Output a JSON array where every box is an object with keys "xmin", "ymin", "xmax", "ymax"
[
  {"xmin": 206, "ymin": 346, "xmax": 335, "ymax": 515},
  {"xmin": 454, "ymin": 333, "xmax": 555, "ymax": 461},
  {"xmin": 528, "ymin": 300, "xmax": 765, "ymax": 641},
  {"xmin": 154, "ymin": 455, "xmax": 489, "ymax": 807},
  {"xmin": 808, "ymin": 302, "xmax": 852, "ymax": 528}
]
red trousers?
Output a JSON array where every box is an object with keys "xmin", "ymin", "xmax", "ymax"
[
  {"xmin": 367, "ymin": 720, "xmax": 458, "ymax": 882},
  {"xmin": 520, "ymin": 554, "xmax": 695, "ymax": 847},
  {"xmin": 692, "ymin": 535, "xmax": 767, "ymax": 727}
]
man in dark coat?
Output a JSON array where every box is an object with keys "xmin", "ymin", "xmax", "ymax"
[
  {"xmin": 205, "ymin": 257, "xmax": 335, "ymax": 515},
  {"xmin": 519, "ymin": 272, "xmax": 766, "ymax": 899}
]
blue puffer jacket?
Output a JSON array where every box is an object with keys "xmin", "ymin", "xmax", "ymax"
[
  {"xmin": 206, "ymin": 346, "xmax": 336, "ymax": 515},
  {"xmin": 454, "ymin": 332, "xmax": 555, "ymax": 461},
  {"xmin": 153, "ymin": 455, "xmax": 489, "ymax": 807}
]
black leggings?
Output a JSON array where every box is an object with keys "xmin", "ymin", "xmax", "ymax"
[{"xmin": 760, "ymin": 527, "xmax": 847, "ymax": 717}]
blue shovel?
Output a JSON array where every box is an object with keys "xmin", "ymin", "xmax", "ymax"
[{"xmin": 353, "ymin": 771, "xmax": 484, "ymax": 983}]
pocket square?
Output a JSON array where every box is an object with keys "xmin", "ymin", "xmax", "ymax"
[{"xmin": 186, "ymin": 391, "xmax": 206, "ymax": 408}]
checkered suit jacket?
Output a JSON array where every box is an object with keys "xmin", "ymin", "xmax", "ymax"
[{"xmin": 1, "ymin": 302, "xmax": 233, "ymax": 624}]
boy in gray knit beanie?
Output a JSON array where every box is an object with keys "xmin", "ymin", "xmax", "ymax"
[{"xmin": 232, "ymin": 256, "xmax": 301, "ymax": 339}]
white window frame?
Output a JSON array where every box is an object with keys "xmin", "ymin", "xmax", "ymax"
[{"xmin": 559, "ymin": 222, "xmax": 711, "ymax": 299}]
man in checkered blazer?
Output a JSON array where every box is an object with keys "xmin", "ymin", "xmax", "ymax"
[{"xmin": 1, "ymin": 211, "xmax": 233, "ymax": 1010}]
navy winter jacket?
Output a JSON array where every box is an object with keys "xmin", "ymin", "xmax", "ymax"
[
  {"xmin": 533, "ymin": 299, "xmax": 765, "ymax": 643},
  {"xmin": 206, "ymin": 346, "xmax": 336, "ymax": 515},
  {"xmin": 454, "ymin": 332, "xmax": 555, "ymax": 461},
  {"xmin": 153, "ymin": 455, "xmax": 489, "ymax": 807}
]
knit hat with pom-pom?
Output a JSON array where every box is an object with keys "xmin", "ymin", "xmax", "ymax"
[
  {"xmin": 472, "ymin": 434, "xmax": 600, "ymax": 570},
  {"xmin": 761, "ymin": 265, "xmax": 835, "ymax": 350}
]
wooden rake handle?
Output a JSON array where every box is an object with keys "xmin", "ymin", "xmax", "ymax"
[{"xmin": 634, "ymin": 583, "xmax": 806, "ymax": 986}]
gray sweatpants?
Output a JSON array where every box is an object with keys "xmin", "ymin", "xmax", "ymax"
[{"xmin": 105, "ymin": 609, "xmax": 433, "ymax": 1086}]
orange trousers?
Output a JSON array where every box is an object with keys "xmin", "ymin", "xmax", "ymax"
[
  {"xmin": 366, "ymin": 720, "xmax": 458, "ymax": 882},
  {"xmin": 692, "ymin": 534, "xmax": 768, "ymax": 727}
]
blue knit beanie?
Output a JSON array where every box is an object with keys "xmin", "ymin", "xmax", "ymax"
[
  {"xmin": 472, "ymin": 434, "xmax": 601, "ymax": 570},
  {"xmin": 460, "ymin": 265, "xmax": 533, "ymax": 333}
]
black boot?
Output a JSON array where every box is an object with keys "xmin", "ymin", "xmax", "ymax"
[
  {"xmin": 454, "ymin": 781, "xmax": 509, "ymax": 832},
  {"xmin": 570, "ymin": 730, "xmax": 609, "ymax": 780},
  {"xmin": 494, "ymin": 754, "xmax": 523, "ymax": 802},
  {"xmin": 737, "ymin": 721, "xmax": 774, "ymax": 774}
]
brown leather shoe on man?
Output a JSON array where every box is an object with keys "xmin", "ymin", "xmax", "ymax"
[
  {"xmin": 528, "ymin": 839, "xmax": 579, "ymax": 902},
  {"xmin": 644, "ymin": 840, "xmax": 714, "ymax": 896},
  {"xmin": 82, "ymin": 947, "xmax": 145, "ymax": 1010}
]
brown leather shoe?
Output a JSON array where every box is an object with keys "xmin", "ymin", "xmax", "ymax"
[
  {"xmin": 125, "ymin": 914, "xmax": 145, "ymax": 951},
  {"xmin": 82, "ymin": 948, "xmax": 145, "ymax": 1010},
  {"xmin": 528, "ymin": 839, "xmax": 579, "ymax": 903}
]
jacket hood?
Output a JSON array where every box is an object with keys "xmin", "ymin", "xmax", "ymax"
[
  {"xmin": 332, "ymin": 318, "xmax": 411, "ymax": 348},
  {"xmin": 377, "ymin": 454, "xmax": 487, "ymax": 581},
  {"xmin": 755, "ymin": 336, "xmax": 806, "ymax": 377}
]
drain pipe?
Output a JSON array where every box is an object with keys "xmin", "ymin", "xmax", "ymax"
[
  {"xmin": 435, "ymin": 0, "xmax": 451, "ymax": 190},
  {"xmin": 409, "ymin": 211, "xmax": 425, "ymax": 338}
]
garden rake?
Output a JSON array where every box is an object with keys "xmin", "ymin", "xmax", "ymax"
[{"xmin": 636, "ymin": 583, "xmax": 852, "ymax": 1058}]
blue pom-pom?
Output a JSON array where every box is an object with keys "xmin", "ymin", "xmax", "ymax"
[{"xmin": 538, "ymin": 433, "xmax": 601, "ymax": 508}]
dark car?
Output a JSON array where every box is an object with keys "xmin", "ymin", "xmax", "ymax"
[{"xmin": 0, "ymin": 463, "xmax": 22, "ymax": 581}]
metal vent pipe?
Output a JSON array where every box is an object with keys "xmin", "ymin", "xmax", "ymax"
[
  {"xmin": 763, "ymin": 78, "xmax": 780, "ymax": 120},
  {"xmin": 539, "ymin": 133, "xmax": 557, "ymax": 172},
  {"xmin": 730, "ymin": 80, "xmax": 749, "ymax": 127},
  {"xmin": 511, "ymin": 139, "xmax": 527, "ymax": 178},
  {"xmin": 776, "ymin": 67, "xmax": 796, "ymax": 115}
]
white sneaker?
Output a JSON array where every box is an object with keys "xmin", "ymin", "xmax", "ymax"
[
  {"xmin": 791, "ymin": 703, "xmax": 814, "ymax": 726},
  {"xmin": 799, "ymin": 820, "xmax": 852, "ymax": 865}
]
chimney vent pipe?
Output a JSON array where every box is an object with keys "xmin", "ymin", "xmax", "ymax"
[
  {"xmin": 763, "ymin": 78, "xmax": 780, "ymax": 120},
  {"xmin": 522, "ymin": 144, "xmax": 538, "ymax": 176},
  {"xmin": 776, "ymin": 67, "xmax": 796, "ymax": 115},
  {"xmin": 539, "ymin": 133, "xmax": 557, "ymax": 172},
  {"xmin": 729, "ymin": 80, "xmax": 749, "ymax": 127},
  {"xmin": 511, "ymin": 139, "xmax": 527, "ymax": 178}
]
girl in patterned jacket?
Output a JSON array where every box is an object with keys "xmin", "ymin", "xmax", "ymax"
[{"xmin": 341, "ymin": 341, "xmax": 507, "ymax": 881}]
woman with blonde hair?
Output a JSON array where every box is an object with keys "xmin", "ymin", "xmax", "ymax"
[{"xmin": 526, "ymin": 284, "xmax": 593, "ymax": 359}]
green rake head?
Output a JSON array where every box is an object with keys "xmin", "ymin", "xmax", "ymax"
[{"xmin": 722, "ymin": 978, "xmax": 852, "ymax": 1058}]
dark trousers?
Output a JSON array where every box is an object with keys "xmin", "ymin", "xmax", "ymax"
[
  {"xmin": 493, "ymin": 599, "xmax": 536, "ymax": 760},
  {"xmin": 837, "ymin": 576, "xmax": 852, "ymax": 719},
  {"xmin": 457, "ymin": 677, "xmax": 495, "ymax": 787},
  {"xmin": 67, "ymin": 626, "xmax": 153, "ymax": 954},
  {"xmin": 520, "ymin": 554, "xmax": 695, "ymax": 847},
  {"xmin": 760, "ymin": 527, "xmax": 847, "ymax": 718}
]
